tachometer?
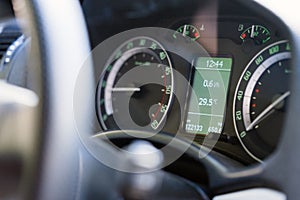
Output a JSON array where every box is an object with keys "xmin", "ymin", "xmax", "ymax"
[
  {"xmin": 233, "ymin": 40, "xmax": 291, "ymax": 161},
  {"xmin": 97, "ymin": 37, "xmax": 174, "ymax": 131}
]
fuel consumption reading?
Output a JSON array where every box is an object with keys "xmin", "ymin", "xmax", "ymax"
[{"xmin": 185, "ymin": 57, "xmax": 233, "ymax": 134}]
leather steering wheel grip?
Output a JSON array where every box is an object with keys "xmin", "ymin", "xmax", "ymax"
[{"xmin": 12, "ymin": 0, "xmax": 94, "ymax": 199}]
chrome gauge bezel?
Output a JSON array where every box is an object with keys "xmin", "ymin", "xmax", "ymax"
[
  {"xmin": 97, "ymin": 36, "xmax": 174, "ymax": 131},
  {"xmin": 233, "ymin": 40, "xmax": 292, "ymax": 162}
]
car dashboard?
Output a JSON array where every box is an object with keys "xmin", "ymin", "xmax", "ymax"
[
  {"xmin": 0, "ymin": 0, "xmax": 296, "ymax": 199},
  {"xmin": 80, "ymin": 0, "xmax": 292, "ymax": 164}
]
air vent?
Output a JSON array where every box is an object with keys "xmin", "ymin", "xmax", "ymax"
[{"xmin": 0, "ymin": 25, "xmax": 22, "ymax": 61}]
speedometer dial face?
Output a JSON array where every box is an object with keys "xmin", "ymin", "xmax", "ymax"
[
  {"xmin": 233, "ymin": 40, "xmax": 291, "ymax": 161},
  {"xmin": 97, "ymin": 37, "xmax": 174, "ymax": 131}
]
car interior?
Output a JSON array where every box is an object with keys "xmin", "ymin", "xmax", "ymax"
[{"xmin": 0, "ymin": 0, "xmax": 299, "ymax": 199}]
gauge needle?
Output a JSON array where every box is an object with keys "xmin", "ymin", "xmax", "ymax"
[
  {"xmin": 250, "ymin": 25, "xmax": 255, "ymax": 38},
  {"xmin": 183, "ymin": 25, "xmax": 187, "ymax": 36},
  {"xmin": 246, "ymin": 91, "xmax": 290, "ymax": 131},
  {"xmin": 111, "ymin": 87, "xmax": 141, "ymax": 92}
]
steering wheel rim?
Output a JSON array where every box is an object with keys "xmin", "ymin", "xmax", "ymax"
[
  {"xmin": 2, "ymin": 0, "xmax": 300, "ymax": 199},
  {"xmin": 9, "ymin": 0, "xmax": 94, "ymax": 199}
]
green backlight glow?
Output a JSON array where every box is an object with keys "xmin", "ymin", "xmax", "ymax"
[{"xmin": 185, "ymin": 57, "xmax": 233, "ymax": 134}]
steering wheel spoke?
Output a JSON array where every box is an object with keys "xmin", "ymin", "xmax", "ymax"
[
  {"xmin": 0, "ymin": 81, "xmax": 39, "ymax": 198},
  {"xmin": 0, "ymin": 81, "xmax": 38, "ymax": 156}
]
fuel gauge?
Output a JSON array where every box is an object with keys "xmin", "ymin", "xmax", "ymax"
[{"xmin": 240, "ymin": 25, "xmax": 271, "ymax": 45}]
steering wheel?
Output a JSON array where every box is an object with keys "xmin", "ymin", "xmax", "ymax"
[
  {"xmin": 0, "ymin": 0, "xmax": 300, "ymax": 199},
  {"xmin": 0, "ymin": 0, "xmax": 93, "ymax": 199}
]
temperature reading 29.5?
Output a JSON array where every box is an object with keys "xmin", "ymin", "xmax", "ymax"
[{"xmin": 199, "ymin": 98, "xmax": 218, "ymax": 107}]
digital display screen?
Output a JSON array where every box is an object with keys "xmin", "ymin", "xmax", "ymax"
[{"xmin": 185, "ymin": 57, "xmax": 232, "ymax": 134}]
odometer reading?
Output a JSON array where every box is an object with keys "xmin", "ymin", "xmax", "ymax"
[
  {"xmin": 233, "ymin": 40, "xmax": 291, "ymax": 162},
  {"xmin": 185, "ymin": 57, "xmax": 233, "ymax": 134}
]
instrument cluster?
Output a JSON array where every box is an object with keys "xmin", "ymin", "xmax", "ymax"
[{"xmin": 82, "ymin": 0, "xmax": 292, "ymax": 163}]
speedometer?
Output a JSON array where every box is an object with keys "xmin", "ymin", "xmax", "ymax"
[
  {"xmin": 233, "ymin": 40, "xmax": 291, "ymax": 162},
  {"xmin": 97, "ymin": 37, "xmax": 174, "ymax": 131}
]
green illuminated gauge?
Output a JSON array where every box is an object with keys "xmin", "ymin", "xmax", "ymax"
[
  {"xmin": 233, "ymin": 40, "xmax": 291, "ymax": 162},
  {"xmin": 97, "ymin": 37, "xmax": 174, "ymax": 131},
  {"xmin": 173, "ymin": 25, "xmax": 200, "ymax": 41},
  {"xmin": 240, "ymin": 25, "xmax": 271, "ymax": 45}
]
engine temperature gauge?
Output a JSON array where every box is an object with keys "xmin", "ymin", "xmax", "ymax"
[
  {"xmin": 173, "ymin": 25, "xmax": 200, "ymax": 41},
  {"xmin": 240, "ymin": 25, "xmax": 271, "ymax": 45}
]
